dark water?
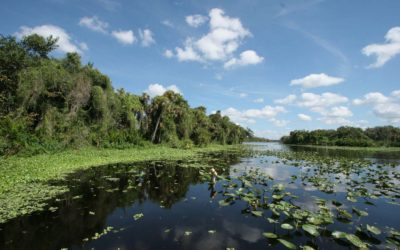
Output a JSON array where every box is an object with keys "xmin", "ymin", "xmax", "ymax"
[{"xmin": 1, "ymin": 143, "xmax": 400, "ymax": 250}]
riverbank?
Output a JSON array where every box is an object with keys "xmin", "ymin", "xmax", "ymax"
[
  {"xmin": 0, "ymin": 144, "xmax": 242, "ymax": 223},
  {"xmin": 287, "ymin": 144, "xmax": 400, "ymax": 152}
]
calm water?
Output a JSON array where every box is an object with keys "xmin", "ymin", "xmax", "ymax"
[{"xmin": 1, "ymin": 143, "xmax": 399, "ymax": 250}]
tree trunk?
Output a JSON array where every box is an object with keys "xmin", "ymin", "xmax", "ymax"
[{"xmin": 151, "ymin": 111, "xmax": 162, "ymax": 143}]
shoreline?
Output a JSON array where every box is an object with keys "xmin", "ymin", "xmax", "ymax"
[{"xmin": 285, "ymin": 144, "xmax": 400, "ymax": 152}]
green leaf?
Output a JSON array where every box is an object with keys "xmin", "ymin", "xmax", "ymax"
[
  {"xmin": 345, "ymin": 234, "xmax": 368, "ymax": 249},
  {"xmin": 302, "ymin": 246, "xmax": 315, "ymax": 250},
  {"xmin": 352, "ymin": 207, "xmax": 368, "ymax": 217},
  {"xmin": 251, "ymin": 210, "xmax": 263, "ymax": 217},
  {"xmin": 262, "ymin": 232, "xmax": 278, "ymax": 239},
  {"xmin": 331, "ymin": 231, "xmax": 346, "ymax": 239},
  {"xmin": 281, "ymin": 223, "xmax": 294, "ymax": 230},
  {"xmin": 278, "ymin": 239, "xmax": 296, "ymax": 249},
  {"xmin": 366, "ymin": 224, "xmax": 381, "ymax": 235},
  {"xmin": 267, "ymin": 218, "xmax": 279, "ymax": 224},
  {"xmin": 133, "ymin": 213, "xmax": 144, "ymax": 220},
  {"xmin": 302, "ymin": 224, "xmax": 319, "ymax": 237},
  {"xmin": 218, "ymin": 199, "xmax": 231, "ymax": 206}
]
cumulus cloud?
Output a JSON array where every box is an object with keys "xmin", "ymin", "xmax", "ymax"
[
  {"xmin": 163, "ymin": 49, "xmax": 174, "ymax": 58},
  {"xmin": 186, "ymin": 14, "xmax": 208, "ymax": 28},
  {"xmin": 253, "ymin": 98, "xmax": 264, "ymax": 103},
  {"xmin": 296, "ymin": 92, "xmax": 352, "ymax": 125},
  {"xmin": 138, "ymin": 29, "xmax": 155, "ymax": 47},
  {"xmin": 298, "ymin": 113, "xmax": 312, "ymax": 121},
  {"xmin": 353, "ymin": 90, "xmax": 400, "ymax": 123},
  {"xmin": 167, "ymin": 8, "xmax": 262, "ymax": 69},
  {"xmin": 162, "ymin": 20, "xmax": 174, "ymax": 28},
  {"xmin": 318, "ymin": 106, "xmax": 353, "ymax": 125},
  {"xmin": 111, "ymin": 30, "xmax": 135, "ymax": 44},
  {"xmin": 224, "ymin": 50, "xmax": 264, "ymax": 69},
  {"xmin": 290, "ymin": 73, "xmax": 344, "ymax": 88},
  {"xmin": 362, "ymin": 27, "xmax": 400, "ymax": 68},
  {"xmin": 274, "ymin": 94, "xmax": 296, "ymax": 105},
  {"xmin": 392, "ymin": 90, "xmax": 400, "ymax": 98},
  {"xmin": 145, "ymin": 83, "xmax": 181, "ymax": 97},
  {"xmin": 79, "ymin": 16, "xmax": 109, "ymax": 34},
  {"xmin": 221, "ymin": 105, "xmax": 286, "ymax": 126},
  {"xmin": 297, "ymin": 92, "xmax": 348, "ymax": 111},
  {"xmin": 15, "ymin": 24, "xmax": 84, "ymax": 53}
]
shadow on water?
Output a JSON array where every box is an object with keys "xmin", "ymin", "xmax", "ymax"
[{"xmin": 0, "ymin": 151, "xmax": 241, "ymax": 250}]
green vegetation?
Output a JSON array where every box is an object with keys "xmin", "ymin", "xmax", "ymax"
[
  {"xmin": 281, "ymin": 126, "xmax": 400, "ymax": 147},
  {"xmin": 0, "ymin": 144, "xmax": 242, "ymax": 223},
  {"xmin": 0, "ymin": 34, "xmax": 252, "ymax": 156}
]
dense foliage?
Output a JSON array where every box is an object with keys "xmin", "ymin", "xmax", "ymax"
[
  {"xmin": 0, "ymin": 34, "xmax": 252, "ymax": 155},
  {"xmin": 281, "ymin": 126, "xmax": 400, "ymax": 147}
]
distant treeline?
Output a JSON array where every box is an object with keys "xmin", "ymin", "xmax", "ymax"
[
  {"xmin": 243, "ymin": 136, "xmax": 273, "ymax": 142},
  {"xmin": 281, "ymin": 126, "xmax": 400, "ymax": 147},
  {"xmin": 0, "ymin": 34, "xmax": 252, "ymax": 155}
]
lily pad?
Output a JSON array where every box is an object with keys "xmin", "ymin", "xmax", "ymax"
[
  {"xmin": 281, "ymin": 223, "xmax": 294, "ymax": 230},
  {"xmin": 302, "ymin": 224, "xmax": 319, "ymax": 237},
  {"xmin": 251, "ymin": 211, "xmax": 263, "ymax": 217},
  {"xmin": 366, "ymin": 224, "xmax": 381, "ymax": 235},
  {"xmin": 133, "ymin": 213, "xmax": 144, "ymax": 220},
  {"xmin": 278, "ymin": 238, "xmax": 296, "ymax": 249},
  {"xmin": 262, "ymin": 232, "xmax": 278, "ymax": 239}
]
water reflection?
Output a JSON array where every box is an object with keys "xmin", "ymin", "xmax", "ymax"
[{"xmin": 0, "ymin": 144, "xmax": 399, "ymax": 250}]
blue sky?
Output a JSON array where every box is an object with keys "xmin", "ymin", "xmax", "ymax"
[{"xmin": 1, "ymin": 0, "xmax": 400, "ymax": 139}]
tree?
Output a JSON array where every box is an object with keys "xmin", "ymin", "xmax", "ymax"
[{"xmin": 21, "ymin": 34, "xmax": 58, "ymax": 58}]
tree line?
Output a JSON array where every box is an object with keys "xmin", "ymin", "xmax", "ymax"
[
  {"xmin": 0, "ymin": 34, "xmax": 252, "ymax": 155},
  {"xmin": 281, "ymin": 126, "xmax": 400, "ymax": 147}
]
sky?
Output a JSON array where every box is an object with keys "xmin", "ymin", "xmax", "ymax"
[{"xmin": 1, "ymin": 0, "xmax": 400, "ymax": 139}]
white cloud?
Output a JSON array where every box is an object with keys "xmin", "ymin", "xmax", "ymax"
[
  {"xmin": 145, "ymin": 83, "xmax": 181, "ymax": 97},
  {"xmin": 353, "ymin": 92, "xmax": 389, "ymax": 105},
  {"xmin": 79, "ymin": 16, "xmax": 109, "ymax": 34},
  {"xmin": 316, "ymin": 106, "xmax": 353, "ymax": 125},
  {"xmin": 168, "ymin": 8, "xmax": 261, "ymax": 69},
  {"xmin": 224, "ymin": 50, "xmax": 264, "ymax": 69},
  {"xmin": 79, "ymin": 42, "xmax": 89, "ymax": 51},
  {"xmin": 391, "ymin": 89, "xmax": 400, "ymax": 98},
  {"xmin": 138, "ymin": 29, "xmax": 155, "ymax": 47},
  {"xmin": 297, "ymin": 92, "xmax": 348, "ymax": 111},
  {"xmin": 111, "ymin": 30, "xmax": 135, "ymax": 45},
  {"xmin": 274, "ymin": 94, "xmax": 296, "ymax": 105},
  {"xmin": 296, "ymin": 92, "xmax": 352, "ymax": 125},
  {"xmin": 298, "ymin": 113, "xmax": 312, "ymax": 121},
  {"xmin": 239, "ymin": 93, "xmax": 248, "ymax": 98},
  {"xmin": 362, "ymin": 27, "xmax": 400, "ymax": 68},
  {"xmin": 15, "ymin": 24, "xmax": 84, "ymax": 53},
  {"xmin": 221, "ymin": 105, "xmax": 286, "ymax": 126},
  {"xmin": 162, "ymin": 20, "xmax": 174, "ymax": 28},
  {"xmin": 185, "ymin": 14, "xmax": 208, "ymax": 28},
  {"xmin": 222, "ymin": 107, "xmax": 256, "ymax": 124},
  {"xmin": 163, "ymin": 49, "xmax": 174, "ymax": 58},
  {"xmin": 175, "ymin": 39, "xmax": 203, "ymax": 62},
  {"xmin": 290, "ymin": 73, "xmax": 344, "ymax": 88},
  {"xmin": 270, "ymin": 118, "xmax": 289, "ymax": 127},
  {"xmin": 253, "ymin": 98, "xmax": 264, "ymax": 103},
  {"xmin": 352, "ymin": 91, "xmax": 400, "ymax": 123}
]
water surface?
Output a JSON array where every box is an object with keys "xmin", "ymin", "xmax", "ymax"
[{"xmin": 1, "ymin": 143, "xmax": 399, "ymax": 250}]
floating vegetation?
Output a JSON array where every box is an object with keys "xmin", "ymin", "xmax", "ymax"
[
  {"xmin": 133, "ymin": 213, "xmax": 144, "ymax": 221},
  {"xmin": 1, "ymin": 144, "xmax": 399, "ymax": 249}
]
